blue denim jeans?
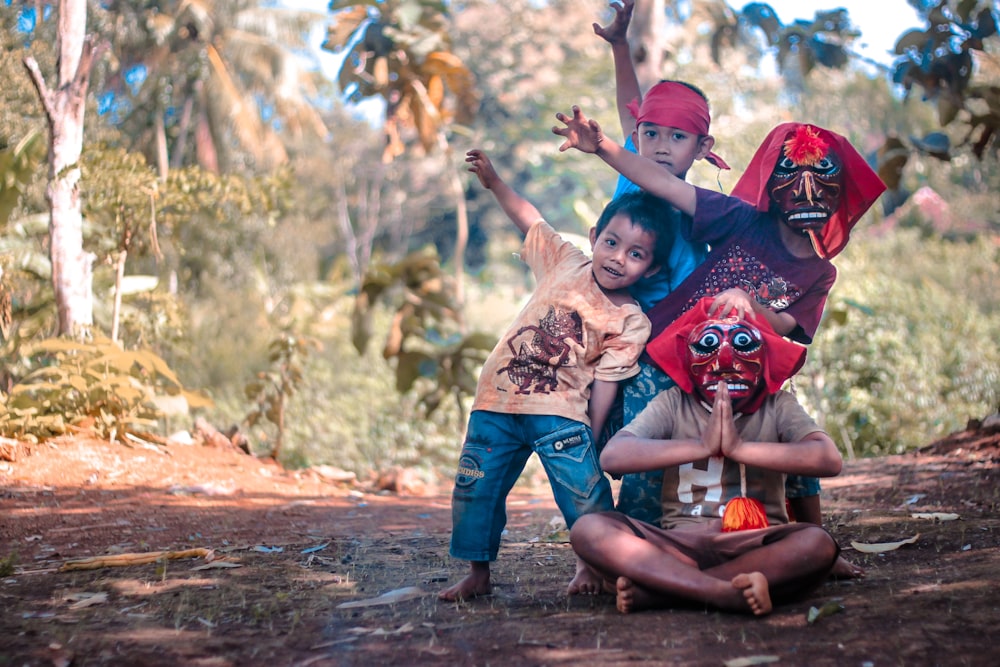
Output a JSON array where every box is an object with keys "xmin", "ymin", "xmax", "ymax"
[{"xmin": 449, "ymin": 410, "xmax": 614, "ymax": 562}]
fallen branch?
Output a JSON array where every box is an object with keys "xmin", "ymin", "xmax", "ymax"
[{"xmin": 59, "ymin": 548, "xmax": 213, "ymax": 572}]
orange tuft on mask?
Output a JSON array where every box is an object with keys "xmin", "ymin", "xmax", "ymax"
[{"xmin": 782, "ymin": 125, "xmax": 829, "ymax": 167}]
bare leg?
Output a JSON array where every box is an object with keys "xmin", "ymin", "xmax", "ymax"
[
  {"xmin": 572, "ymin": 513, "xmax": 836, "ymax": 614},
  {"xmin": 830, "ymin": 556, "xmax": 865, "ymax": 579},
  {"xmin": 791, "ymin": 495, "xmax": 865, "ymax": 579},
  {"xmin": 567, "ymin": 556, "xmax": 606, "ymax": 595},
  {"xmin": 439, "ymin": 561, "xmax": 491, "ymax": 601},
  {"xmin": 788, "ymin": 494, "xmax": 822, "ymax": 524},
  {"xmin": 615, "ymin": 572, "xmax": 771, "ymax": 616},
  {"xmin": 573, "ymin": 514, "xmax": 764, "ymax": 614}
]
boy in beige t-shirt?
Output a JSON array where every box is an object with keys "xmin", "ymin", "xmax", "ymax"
[{"xmin": 440, "ymin": 149, "xmax": 678, "ymax": 601}]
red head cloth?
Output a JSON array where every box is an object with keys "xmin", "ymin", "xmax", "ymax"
[
  {"xmin": 645, "ymin": 297, "xmax": 807, "ymax": 413},
  {"xmin": 627, "ymin": 81, "xmax": 730, "ymax": 170},
  {"xmin": 730, "ymin": 122, "xmax": 886, "ymax": 259}
]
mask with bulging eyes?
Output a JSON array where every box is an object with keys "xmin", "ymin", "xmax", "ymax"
[
  {"xmin": 766, "ymin": 125, "xmax": 845, "ymax": 234},
  {"xmin": 686, "ymin": 317, "xmax": 766, "ymax": 413}
]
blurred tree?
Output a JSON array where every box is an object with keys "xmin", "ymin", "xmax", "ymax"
[
  {"xmin": 22, "ymin": 0, "xmax": 106, "ymax": 337},
  {"xmin": 323, "ymin": 0, "xmax": 479, "ymax": 307},
  {"xmin": 94, "ymin": 0, "xmax": 327, "ymax": 176}
]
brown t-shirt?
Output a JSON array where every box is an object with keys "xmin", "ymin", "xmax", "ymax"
[
  {"xmin": 624, "ymin": 388, "xmax": 825, "ymax": 529},
  {"xmin": 472, "ymin": 222, "xmax": 650, "ymax": 426}
]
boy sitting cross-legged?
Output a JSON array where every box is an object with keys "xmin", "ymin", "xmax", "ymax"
[{"xmin": 570, "ymin": 298, "xmax": 843, "ymax": 615}]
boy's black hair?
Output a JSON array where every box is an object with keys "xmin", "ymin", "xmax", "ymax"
[
  {"xmin": 661, "ymin": 78, "xmax": 709, "ymax": 105},
  {"xmin": 595, "ymin": 191, "xmax": 680, "ymax": 278}
]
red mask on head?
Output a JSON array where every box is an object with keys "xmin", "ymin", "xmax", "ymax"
[
  {"xmin": 646, "ymin": 298, "xmax": 807, "ymax": 413},
  {"xmin": 730, "ymin": 123, "xmax": 886, "ymax": 259},
  {"xmin": 767, "ymin": 126, "xmax": 844, "ymax": 234},
  {"xmin": 686, "ymin": 317, "xmax": 766, "ymax": 412}
]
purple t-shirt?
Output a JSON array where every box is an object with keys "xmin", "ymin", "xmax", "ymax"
[{"xmin": 646, "ymin": 187, "xmax": 836, "ymax": 345}]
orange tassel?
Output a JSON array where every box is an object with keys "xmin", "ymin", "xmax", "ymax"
[
  {"xmin": 722, "ymin": 497, "xmax": 769, "ymax": 532},
  {"xmin": 722, "ymin": 463, "xmax": 769, "ymax": 532}
]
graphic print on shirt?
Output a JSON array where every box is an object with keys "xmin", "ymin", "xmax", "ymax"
[
  {"xmin": 667, "ymin": 457, "xmax": 741, "ymax": 519},
  {"xmin": 496, "ymin": 306, "xmax": 583, "ymax": 395},
  {"xmin": 688, "ymin": 245, "xmax": 799, "ymax": 313}
]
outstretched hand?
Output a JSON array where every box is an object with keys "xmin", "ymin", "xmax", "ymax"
[
  {"xmin": 593, "ymin": 0, "xmax": 634, "ymax": 45},
  {"xmin": 466, "ymin": 149, "xmax": 499, "ymax": 190},
  {"xmin": 552, "ymin": 106, "xmax": 605, "ymax": 154}
]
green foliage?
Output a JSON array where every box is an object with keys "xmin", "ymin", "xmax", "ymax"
[
  {"xmin": 80, "ymin": 145, "xmax": 161, "ymax": 260},
  {"xmin": 352, "ymin": 247, "xmax": 494, "ymax": 419},
  {"xmin": 0, "ymin": 129, "xmax": 45, "ymax": 228},
  {"xmin": 799, "ymin": 231, "xmax": 1000, "ymax": 457},
  {"xmin": 0, "ymin": 335, "xmax": 211, "ymax": 442},
  {"xmin": 154, "ymin": 165, "xmax": 293, "ymax": 295},
  {"xmin": 200, "ymin": 287, "xmax": 467, "ymax": 474},
  {"xmin": 0, "ymin": 552, "xmax": 15, "ymax": 577},
  {"xmin": 243, "ymin": 333, "xmax": 320, "ymax": 459},
  {"xmin": 325, "ymin": 0, "xmax": 478, "ymax": 159}
]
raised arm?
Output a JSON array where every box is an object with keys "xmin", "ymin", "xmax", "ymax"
[
  {"xmin": 466, "ymin": 149, "xmax": 543, "ymax": 236},
  {"xmin": 593, "ymin": 0, "xmax": 640, "ymax": 140},
  {"xmin": 553, "ymin": 106, "xmax": 698, "ymax": 217}
]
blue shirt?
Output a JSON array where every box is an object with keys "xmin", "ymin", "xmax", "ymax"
[{"xmin": 613, "ymin": 136, "xmax": 709, "ymax": 312}]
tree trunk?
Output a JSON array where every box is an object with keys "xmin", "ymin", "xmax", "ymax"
[
  {"xmin": 631, "ymin": 0, "xmax": 667, "ymax": 90},
  {"xmin": 22, "ymin": 0, "xmax": 105, "ymax": 337}
]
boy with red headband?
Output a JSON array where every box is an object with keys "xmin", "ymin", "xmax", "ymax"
[
  {"xmin": 594, "ymin": 0, "xmax": 730, "ymax": 313},
  {"xmin": 569, "ymin": 298, "xmax": 843, "ymax": 615},
  {"xmin": 553, "ymin": 106, "xmax": 886, "ymax": 577}
]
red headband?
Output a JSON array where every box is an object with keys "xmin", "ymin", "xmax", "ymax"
[
  {"xmin": 627, "ymin": 81, "xmax": 730, "ymax": 170},
  {"xmin": 730, "ymin": 122, "xmax": 886, "ymax": 258},
  {"xmin": 645, "ymin": 297, "xmax": 807, "ymax": 413}
]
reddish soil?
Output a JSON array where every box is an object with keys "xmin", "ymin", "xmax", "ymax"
[{"xmin": 1, "ymin": 421, "xmax": 998, "ymax": 667}]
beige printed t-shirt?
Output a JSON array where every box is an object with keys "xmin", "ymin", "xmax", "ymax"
[{"xmin": 471, "ymin": 222, "xmax": 650, "ymax": 426}]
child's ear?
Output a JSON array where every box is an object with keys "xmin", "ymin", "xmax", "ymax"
[
  {"xmin": 643, "ymin": 262, "xmax": 662, "ymax": 279},
  {"xmin": 697, "ymin": 135, "xmax": 716, "ymax": 160},
  {"xmin": 589, "ymin": 226, "xmax": 598, "ymax": 249}
]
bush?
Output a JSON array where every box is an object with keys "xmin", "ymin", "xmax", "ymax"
[{"xmin": 798, "ymin": 231, "xmax": 1000, "ymax": 457}]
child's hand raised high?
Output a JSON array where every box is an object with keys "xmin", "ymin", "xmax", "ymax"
[
  {"xmin": 466, "ymin": 149, "xmax": 500, "ymax": 190},
  {"xmin": 553, "ymin": 106, "xmax": 605, "ymax": 154},
  {"xmin": 593, "ymin": 0, "xmax": 634, "ymax": 45}
]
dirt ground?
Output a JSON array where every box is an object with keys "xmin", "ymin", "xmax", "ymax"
[{"xmin": 1, "ymin": 419, "xmax": 999, "ymax": 667}]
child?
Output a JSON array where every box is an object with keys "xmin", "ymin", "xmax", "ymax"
[
  {"xmin": 592, "ymin": 2, "xmax": 861, "ymax": 528},
  {"xmin": 594, "ymin": 0, "xmax": 730, "ymax": 312},
  {"xmin": 553, "ymin": 106, "xmax": 885, "ymax": 577},
  {"xmin": 569, "ymin": 298, "xmax": 843, "ymax": 615},
  {"xmin": 590, "ymin": 0, "xmax": 730, "ymax": 464},
  {"xmin": 439, "ymin": 149, "xmax": 679, "ymax": 601}
]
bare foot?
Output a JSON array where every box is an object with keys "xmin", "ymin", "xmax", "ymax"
[
  {"xmin": 567, "ymin": 558, "xmax": 604, "ymax": 595},
  {"xmin": 616, "ymin": 576, "xmax": 638, "ymax": 614},
  {"xmin": 731, "ymin": 572, "xmax": 772, "ymax": 616},
  {"xmin": 615, "ymin": 576, "xmax": 659, "ymax": 614},
  {"xmin": 438, "ymin": 567, "xmax": 491, "ymax": 602},
  {"xmin": 830, "ymin": 555, "xmax": 865, "ymax": 579}
]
